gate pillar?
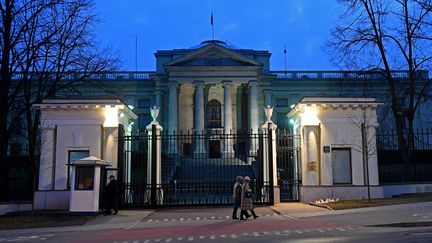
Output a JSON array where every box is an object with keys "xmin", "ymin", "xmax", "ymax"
[
  {"xmin": 146, "ymin": 107, "xmax": 163, "ymax": 205},
  {"xmin": 262, "ymin": 106, "xmax": 279, "ymax": 204}
]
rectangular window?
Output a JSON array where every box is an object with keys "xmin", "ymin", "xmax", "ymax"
[
  {"xmin": 276, "ymin": 98, "xmax": 288, "ymax": 107},
  {"xmin": 139, "ymin": 113, "xmax": 151, "ymax": 131},
  {"xmin": 75, "ymin": 166, "xmax": 94, "ymax": 190},
  {"xmin": 138, "ymin": 99, "xmax": 151, "ymax": 108},
  {"xmin": 68, "ymin": 150, "xmax": 89, "ymax": 189},
  {"xmin": 331, "ymin": 148, "xmax": 352, "ymax": 184}
]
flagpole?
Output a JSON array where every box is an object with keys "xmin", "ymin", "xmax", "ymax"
[{"xmin": 211, "ymin": 11, "xmax": 214, "ymax": 40}]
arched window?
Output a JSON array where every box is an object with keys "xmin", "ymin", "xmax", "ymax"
[{"xmin": 206, "ymin": 99, "xmax": 222, "ymax": 128}]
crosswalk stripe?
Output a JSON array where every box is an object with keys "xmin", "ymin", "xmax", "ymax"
[
  {"xmin": 210, "ymin": 235, "xmax": 216, "ymax": 240},
  {"xmin": 180, "ymin": 218, "xmax": 184, "ymax": 221},
  {"xmin": 317, "ymin": 229, "xmax": 325, "ymax": 232},
  {"xmin": 165, "ymin": 238, "xmax": 172, "ymax": 242},
  {"xmin": 253, "ymin": 232, "xmax": 259, "ymax": 236},
  {"xmin": 147, "ymin": 219, "xmax": 153, "ymax": 222},
  {"xmin": 230, "ymin": 234, "xmax": 237, "ymax": 238},
  {"xmin": 337, "ymin": 228, "xmax": 346, "ymax": 231}
]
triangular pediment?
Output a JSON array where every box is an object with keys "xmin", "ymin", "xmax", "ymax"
[{"xmin": 165, "ymin": 43, "xmax": 262, "ymax": 67}]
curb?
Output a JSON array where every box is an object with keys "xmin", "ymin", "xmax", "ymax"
[
  {"xmin": 370, "ymin": 221, "xmax": 432, "ymax": 228},
  {"xmin": 308, "ymin": 202, "xmax": 333, "ymax": 210}
]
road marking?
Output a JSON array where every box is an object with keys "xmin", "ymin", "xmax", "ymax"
[
  {"xmin": 230, "ymin": 234, "xmax": 237, "ymax": 238},
  {"xmin": 253, "ymin": 232, "xmax": 259, "ymax": 236},
  {"xmin": 225, "ymin": 216, "xmax": 230, "ymax": 219},
  {"xmin": 133, "ymin": 241, "xmax": 139, "ymax": 243},
  {"xmin": 155, "ymin": 239, "xmax": 161, "ymax": 242},
  {"xmin": 155, "ymin": 219, "xmax": 160, "ymax": 222},
  {"xmin": 283, "ymin": 215, "xmax": 297, "ymax": 220},
  {"xmin": 187, "ymin": 236, "xmax": 194, "ymax": 241},
  {"xmin": 199, "ymin": 236, "xmax": 205, "ymax": 239},
  {"xmin": 317, "ymin": 229, "xmax": 325, "ymax": 233},
  {"xmin": 203, "ymin": 217, "xmax": 207, "ymax": 220},
  {"xmin": 283, "ymin": 230, "xmax": 291, "ymax": 234},
  {"xmin": 177, "ymin": 237, "xmax": 183, "ymax": 241},
  {"xmin": 143, "ymin": 240, "xmax": 150, "ymax": 243},
  {"xmin": 337, "ymin": 228, "xmax": 347, "ymax": 232},
  {"xmin": 147, "ymin": 219, "xmax": 152, "ymax": 222},
  {"xmin": 220, "ymin": 234, "xmax": 226, "ymax": 238},
  {"xmin": 211, "ymin": 216, "xmax": 215, "ymax": 219},
  {"xmin": 165, "ymin": 238, "xmax": 172, "ymax": 242},
  {"xmin": 242, "ymin": 233, "xmax": 249, "ymax": 236},
  {"xmin": 196, "ymin": 217, "xmax": 200, "ymax": 220},
  {"xmin": 295, "ymin": 230, "xmax": 303, "ymax": 234},
  {"xmin": 164, "ymin": 219, "xmax": 169, "ymax": 222},
  {"xmin": 180, "ymin": 218, "xmax": 184, "ymax": 221},
  {"xmin": 274, "ymin": 231, "xmax": 281, "ymax": 235},
  {"xmin": 210, "ymin": 235, "xmax": 216, "ymax": 240}
]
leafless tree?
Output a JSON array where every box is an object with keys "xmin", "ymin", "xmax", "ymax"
[
  {"xmin": 0, "ymin": 0, "xmax": 118, "ymax": 209},
  {"xmin": 329, "ymin": 0, "xmax": 432, "ymax": 168}
]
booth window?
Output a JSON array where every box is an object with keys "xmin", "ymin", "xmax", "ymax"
[
  {"xmin": 68, "ymin": 150, "xmax": 89, "ymax": 189},
  {"xmin": 75, "ymin": 166, "xmax": 94, "ymax": 190}
]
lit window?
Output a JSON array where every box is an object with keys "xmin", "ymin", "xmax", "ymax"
[
  {"xmin": 75, "ymin": 166, "xmax": 94, "ymax": 190},
  {"xmin": 206, "ymin": 99, "xmax": 222, "ymax": 128},
  {"xmin": 68, "ymin": 150, "xmax": 89, "ymax": 189}
]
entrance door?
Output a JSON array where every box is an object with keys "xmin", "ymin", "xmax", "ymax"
[
  {"xmin": 209, "ymin": 140, "xmax": 221, "ymax": 158},
  {"xmin": 276, "ymin": 131, "xmax": 301, "ymax": 201}
]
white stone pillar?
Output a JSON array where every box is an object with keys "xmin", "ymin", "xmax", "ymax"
[
  {"xmin": 262, "ymin": 121, "xmax": 279, "ymax": 204},
  {"xmin": 222, "ymin": 80, "xmax": 234, "ymax": 156},
  {"xmin": 146, "ymin": 120, "xmax": 164, "ymax": 203},
  {"xmin": 194, "ymin": 81, "xmax": 206, "ymax": 155},
  {"xmin": 104, "ymin": 127, "xmax": 118, "ymax": 168},
  {"xmin": 38, "ymin": 126, "xmax": 56, "ymax": 190},
  {"xmin": 248, "ymin": 80, "xmax": 259, "ymax": 157},
  {"xmin": 168, "ymin": 82, "xmax": 179, "ymax": 154}
]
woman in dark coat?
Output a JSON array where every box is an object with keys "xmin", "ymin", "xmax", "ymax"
[
  {"xmin": 240, "ymin": 176, "xmax": 259, "ymax": 220},
  {"xmin": 232, "ymin": 176, "xmax": 244, "ymax": 219}
]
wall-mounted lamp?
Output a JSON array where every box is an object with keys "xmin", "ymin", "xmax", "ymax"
[{"xmin": 300, "ymin": 106, "xmax": 320, "ymax": 126}]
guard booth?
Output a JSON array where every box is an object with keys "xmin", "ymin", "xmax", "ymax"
[{"xmin": 69, "ymin": 156, "xmax": 114, "ymax": 214}]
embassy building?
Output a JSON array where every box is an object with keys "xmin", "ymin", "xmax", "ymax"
[{"xmin": 24, "ymin": 40, "xmax": 432, "ymax": 211}]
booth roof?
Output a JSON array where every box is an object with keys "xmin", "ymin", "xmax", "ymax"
[{"xmin": 73, "ymin": 156, "xmax": 112, "ymax": 166}]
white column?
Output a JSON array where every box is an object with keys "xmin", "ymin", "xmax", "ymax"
[
  {"xmin": 38, "ymin": 126, "xmax": 56, "ymax": 190},
  {"xmin": 264, "ymin": 90, "xmax": 272, "ymax": 107},
  {"xmin": 194, "ymin": 81, "xmax": 206, "ymax": 155},
  {"xmin": 222, "ymin": 80, "xmax": 234, "ymax": 156},
  {"xmin": 154, "ymin": 90, "xmax": 162, "ymax": 107},
  {"xmin": 146, "ymin": 122, "xmax": 164, "ymax": 203},
  {"xmin": 168, "ymin": 82, "xmax": 178, "ymax": 154},
  {"xmin": 249, "ymin": 80, "xmax": 259, "ymax": 131},
  {"xmin": 248, "ymin": 80, "xmax": 259, "ymax": 157}
]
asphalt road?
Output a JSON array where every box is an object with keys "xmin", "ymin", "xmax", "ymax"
[{"xmin": 0, "ymin": 202, "xmax": 431, "ymax": 243}]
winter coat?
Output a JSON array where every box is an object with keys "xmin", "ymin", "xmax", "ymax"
[
  {"xmin": 241, "ymin": 182, "xmax": 254, "ymax": 210},
  {"xmin": 233, "ymin": 182, "xmax": 242, "ymax": 203}
]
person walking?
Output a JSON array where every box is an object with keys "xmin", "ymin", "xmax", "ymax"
[
  {"xmin": 105, "ymin": 175, "xmax": 119, "ymax": 215},
  {"xmin": 232, "ymin": 176, "xmax": 244, "ymax": 219},
  {"xmin": 240, "ymin": 176, "xmax": 259, "ymax": 220}
]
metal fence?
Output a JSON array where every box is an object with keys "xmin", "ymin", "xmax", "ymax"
[
  {"xmin": 0, "ymin": 157, "xmax": 33, "ymax": 202},
  {"xmin": 377, "ymin": 128, "xmax": 432, "ymax": 183},
  {"xmin": 119, "ymin": 128, "xmax": 272, "ymax": 207}
]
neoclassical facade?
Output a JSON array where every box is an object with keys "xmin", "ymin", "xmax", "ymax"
[{"xmin": 90, "ymin": 40, "xmax": 430, "ymax": 137}]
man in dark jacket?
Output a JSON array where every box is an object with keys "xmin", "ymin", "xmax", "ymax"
[{"xmin": 105, "ymin": 175, "xmax": 119, "ymax": 215}]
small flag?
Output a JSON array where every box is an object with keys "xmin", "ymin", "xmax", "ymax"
[{"xmin": 211, "ymin": 12, "xmax": 214, "ymax": 26}]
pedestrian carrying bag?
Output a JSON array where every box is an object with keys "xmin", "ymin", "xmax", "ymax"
[{"xmin": 246, "ymin": 191, "xmax": 252, "ymax": 198}]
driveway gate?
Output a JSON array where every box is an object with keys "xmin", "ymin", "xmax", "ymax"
[
  {"xmin": 276, "ymin": 130, "xmax": 301, "ymax": 201},
  {"xmin": 118, "ymin": 127, "xmax": 273, "ymax": 207}
]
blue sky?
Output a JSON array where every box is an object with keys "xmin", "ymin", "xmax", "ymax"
[{"xmin": 94, "ymin": 0, "xmax": 342, "ymax": 71}]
